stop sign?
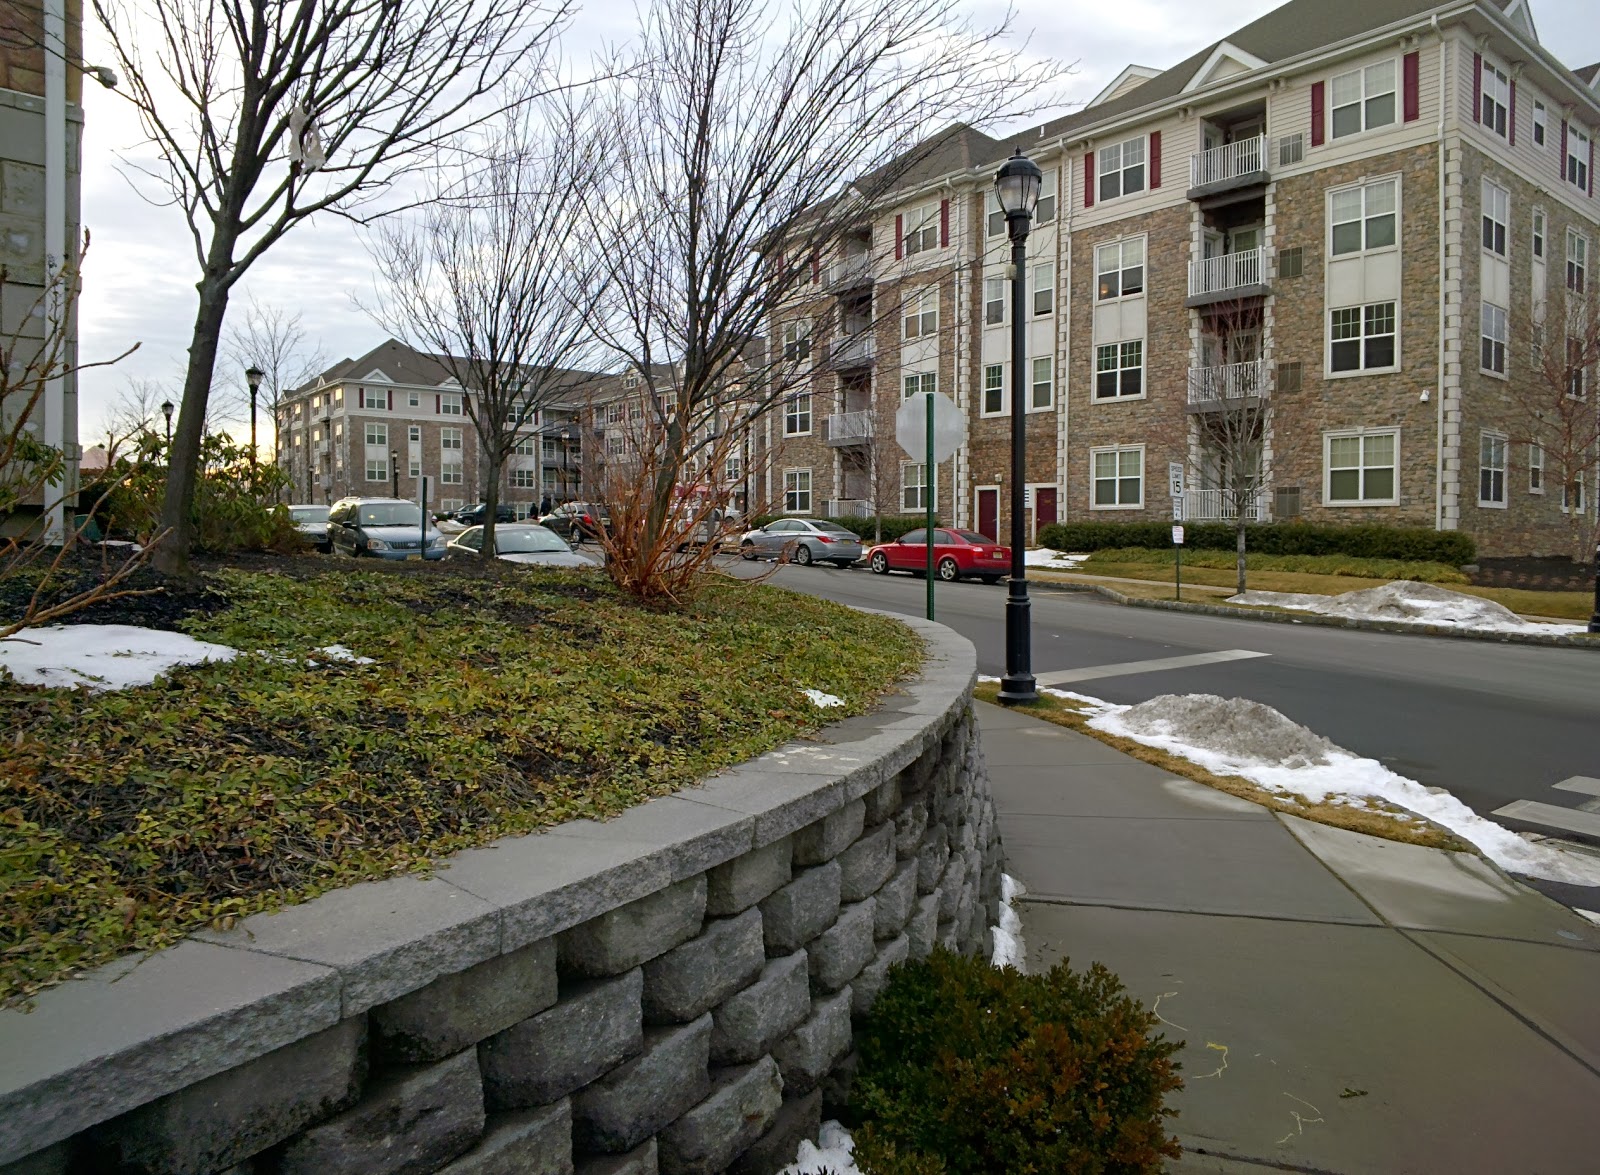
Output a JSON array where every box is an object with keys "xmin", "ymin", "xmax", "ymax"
[{"xmin": 895, "ymin": 391, "xmax": 966, "ymax": 463}]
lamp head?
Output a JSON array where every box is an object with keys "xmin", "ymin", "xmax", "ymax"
[
  {"xmin": 245, "ymin": 365, "xmax": 265, "ymax": 392},
  {"xmin": 161, "ymin": 399, "xmax": 174, "ymax": 421},
  {"xmin": 994, "ymin": 149, "xmax": 1043, "ymax": 240}
]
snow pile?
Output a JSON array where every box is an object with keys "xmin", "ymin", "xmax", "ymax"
[
  {"xmin": 1229, "ymin": 580, "xmax": 1589, "ymax": 635},
  {"xmin": 314, "ymin": 644, "xmax": 376, "ymax": 665},
  {"xmin": 1025, "ymin": 548, "xmax": 1088, "ymax": 570},
  {"xmin": 991, "ymin": 874, "xmax": 1027, "ymax": 969},
  {"xmin": 1087, "ymin": 692, "xmax": 1600, "ymax": 887},
  {"xmin": 0, "ymin": 623, "xmax": 238, "ymax": 692},
  {"xmin": 804, "ymin": 688, "xmax": 845, "ymax": 708},
  {"xmin": 780, "ymin": 1120, "xmax": 859, "ymax": 1175}
]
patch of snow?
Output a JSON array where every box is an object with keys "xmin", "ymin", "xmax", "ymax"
[
  {"xmin": 992, "ymin": 873, "xmax": 1027, "ymax": 970},
  {"xmin": 0, "ymin": 623, "xmax": 237, "ymax": 692},
  {"xmin": 96, "ymin": 540, "xmax": 144, "ymax": 552},
  {"xmin": 1025, "ymin": 548, "xmax": 1088, "ymax": 570},
  {"xmin": 1087, "ymin": 692, "xmax": 1600, "ymax": 887},
  {"xmin": 804, "ymin": 688, "xmax": 845, "ymax": 708},
  {"xmin": 1228, "ymin": 580, "xmax": 1589, "ymax": 636},
  {"xmin": 1576, "ymin": 909, "xmax": 1600, "ymax": 928},
  {"xmin": 781, "ymin": 1120, "xmax": 859, "ymax": 1175},
  {"xmin": 314, "ymin": 644, "xmax": 376, "ymax": 665}
]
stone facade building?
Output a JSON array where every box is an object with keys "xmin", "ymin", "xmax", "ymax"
[{"xmin": 761, "ymin": 0, "xmax": 1600, "ymax": 557}]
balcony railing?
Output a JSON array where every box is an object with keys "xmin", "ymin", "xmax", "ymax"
[
  {"xmin": 1188, "ymin": 247, "xmax": 1266, "ymax": 300},
  {"xmin": 827, "ymin": 499, "xmax": 873, "ymax": 518},
  {"xmin": 1187, "ymin": 359, "xmax": 1269, "ymax": 407},
  {"xmin": 1189, "ymin": 136, "xmax": 1269, "ymax": 190},
  {"xmin": 1180, "ymin": 487, "xmax": 1266, "ymax": 522},
  {"xmin": 825, "ymin": 410, "xmax": 874, "ymax": 446},
  {"xmin": 825, "ymin": 255, "xmax": 874, "ymax": 292},
  {"xmin": 829, "ymin": 334, "xmax": 876, "ymax": 368}
]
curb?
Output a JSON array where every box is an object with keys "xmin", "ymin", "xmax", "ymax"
[{"xmin": 1027, "ymin": 576, "xmax": 1600, "ymax": 650}]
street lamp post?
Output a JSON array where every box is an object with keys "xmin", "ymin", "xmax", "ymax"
[
  {"xmin": 1589, "ymin": 538, "xmax": 1600, "ymax": 634},
  {"xmin": 160, "ymin": 399, "xmax": 174, "ymax": 451},
  {"xmin": 391, "ymin": 448, "xmax": 400, "ymax": 498},
  {"xmin": 245, "ymin": 365, "xmax": 265, "ymax": 468},
  {"xmin": 994, "ymin": 149, "xmax": 1042, "ymax": 705}
]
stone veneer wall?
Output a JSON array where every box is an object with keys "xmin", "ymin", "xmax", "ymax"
[{"xmin": 0, "ymin": 617, "xmax": 1000, "ymax": 1175}]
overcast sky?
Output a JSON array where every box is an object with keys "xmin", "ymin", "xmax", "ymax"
[{"xmin": 74, "ymin": 0, "xmax": 1600, "ymax": 441}]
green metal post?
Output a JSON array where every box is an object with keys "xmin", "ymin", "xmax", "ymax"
[{"xmin": 925, "ymin": 392, "xmax": 935, "ymax": 621}]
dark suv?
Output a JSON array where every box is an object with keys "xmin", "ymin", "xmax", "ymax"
[
  {"xmin": 538, "ymin": 502, "xmax": 610, "ymax": 542},
  {"xmin": 453, "ymin": 502, "xmax": 517, "ymax": 526},
  {"xmin": 327, "ymin": 497, "xmax": 448, "ymax": 560}
]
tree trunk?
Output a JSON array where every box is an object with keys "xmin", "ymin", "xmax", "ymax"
[
  {"xmin": 482, "ymin": 449, "xmax": 502, "ymax": 560},
  {"xmin": 1235, "ymin": 516, "xmax": 1247, "ymax": 596}
]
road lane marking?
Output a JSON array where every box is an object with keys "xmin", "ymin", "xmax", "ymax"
[
  {"xmin": 1033, "ymin": 649, "xmax": 1270, "ymax": 688},
  {"xmin": 1552, "ymin": 776, "xmax": 1600, "ymax": 798},
  {"xmin": 1491, "ymin": 800, "xmax": 1600, "ymax": 839}
]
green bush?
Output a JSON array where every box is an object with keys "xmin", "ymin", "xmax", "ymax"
[
  {"xmin": 1038, "ymin": 520, "xmax": 1475, "ymax": 565},
  {"xmin": 747, "ymin": 515, "xmax": 938, "ymax": 544},
  {"xmin": 851, "ymin": 949, "xmax": 1183, "ymax": 1174}
]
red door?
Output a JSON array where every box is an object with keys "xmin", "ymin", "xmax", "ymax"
[
  {"xmin": 1034, "ymin": 488, "xmax": 1058, "ymax": 538},
  {"xmin": 976, "ymin": 489, "xmax": 999, "ymax": 541}
]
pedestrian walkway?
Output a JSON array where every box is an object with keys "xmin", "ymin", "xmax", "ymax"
[{"xmin": 978, "ymin": 701, "xmax": 1600, "ymax": 1174}]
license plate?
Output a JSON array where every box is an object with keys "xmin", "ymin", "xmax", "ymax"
[{"xmin": 406, "ymin": 553, "xmax": 422, "ymax": 561}]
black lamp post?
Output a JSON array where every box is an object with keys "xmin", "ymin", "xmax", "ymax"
[
  {"xmin": 1589, "ymin": 538, "xmax": 1600, "ymax": 634},
  {"xmin": 391, "ymin": 448, "xmax": 400, "ymax": 498},
  {"xmin": 245, "ymin": 365, "xmax": 265, "ymax": 467},
  {"xmin": 160, "ymin": 399, "xmax": 174, "ymax": 451},
  {"xmin": 994, "ymin": 148, "xmax": 1042, "ymax": 705}
]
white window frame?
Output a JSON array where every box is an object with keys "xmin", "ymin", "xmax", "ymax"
[
  {"xmin": 1030, "ymin": 356, "xmax": 1054, "ymax": 411},
  {"xmin": 1529, "ymin": 442, "xmax": 1545, "ymax": 494},
  {"xmin": 511, "ymin": 468, "xmax": 538, "ymax": 489},
  {"xmin": 902, "ymin": 287, "xmax": 939, "ymax": 339},
  {"xmin": 1566, "ymin": 125, "xmax": 1591, "ymax": 192},
  {"xmin": 1562, "ymin": 473, "xmax": 1586, "ymax": 515},
  {"xmin": 782, "ymin": 320, "xmax": 812, "ymax": 364},
  {"xmin": 724, "ymin": 454, "xmax": 742, "ymax": 483},
  {"xmin": 1097, "ymin": 136, "xmax": 1147, "ymax": 202},
  {"xmin": 513, "ymin": 435, "xmax": 538, "ymax": 457},
  {"xmin": 439, "ymin": 392, "xmax": 463, "ymax": 416},
  {"xmin": 783, "ymin": 392, "xmax": 813, "ymax": 437},
  {"xmin": 1569, "ymin": 230, "xmax": 1589, "ymax": 294},
  {"xmin": 409, "ymin": 456, "xmax": 421, "ymax": 479},
  {"xmin": 980, "ymin": 363, "xmax": 1006, "ymax": 417},
  {"xmin": 903, "ymin": 203, "xmax": 939, "ymax": 256},
  {"xmin": 1569, "ymin": 336, "xmax": 1590, "ymax": 401},
  {"xmin": 1095, "ymin": 238, "xmax": 1145, "ymax": 301},
  {"xmin": 1032, "ymin": 263, "xmax": 1054, "ymax": 316},
  {"xmin": 1329, "ymin": 177, "xmax": 1398, "ymax": 257},
  {"xmin": 1330, "ymin": 59, "xmax": 1398, "ymax": 139},
  {"xmin": 1532, "ymin": 208, "xmax": 1546, "ymax": 260},
  {"xmin": 984, "ymin": 276, "xmax": 1005, "ymax": 325},
  {"xmin": 365, "ymin": 456, "xmax": 389, "ymax": 483},
  {"xmin": 902, "ymin": 371, "xmax": 936, "ymax": 401},
  {"xmin": 440, "ymin": 460, "xmax": 464, "ymax": 486},
  {"xmin": 1036, "ymin": 169, "xmax": 1058, "ymax": 224},
  {"xmin": 1481, "ymin": 179, "xmax": 1509, "ymax": 257},
  {"xmin": 407, "ymin": 391, "xmax": 421, "ymax": 408},
  {"xmin": 1478, "ymin": 431, "xmax": 1507, "ymax": 507},
  {"xmin": 1323, "ymin": 428, "xmax": 1400, "ymax": 506},
  {"xmin": 1480, "ymin": 302, "xmax": 1509, "ymax": 376},
  {"xmin": 1533, "ymin": 100, "xmax": 1548, "ymax": 147},
  {"xmin": 361, "ymin": 388, "xmax": 386, "ymax": 410},
  {"xmin": 784, "ymin": 469, "xmax": 813, "ymax": 514},
  {"xmin": 901, "ymin": 462, "xmax": 931, "ymax": 512},
  {"xmin": 1089, "ymin": 445, "xmax": 1144, "ymax": 510},
  {"xmin": 1328, "ymin": 301, "xmax": 1398, "ymax": 375},
  {"xmin": 364, "ymin": 422, "xmax": 387, "ymax": 447},
  {"xmin": 1480, "ymin": 59, "xmax": 1510, "ymax": 138},
  {"xmin": 985, "ymin": 192, "xmax": 1006, "ymax": 239},
  {"xmin": 408, "ymin": 424, "xmax": 421, "ymax": 443},
  {"xmin": 440, "ymin": 426, "xmax": 463, "ymax": 452},
  {"xmin": 1094, "ymin": 340, "xmax": 1145, "ymax": 400}
]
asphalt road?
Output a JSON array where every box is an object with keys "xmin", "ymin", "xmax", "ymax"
[{"xmin": 729, "ymin": 557, "xmax": 1600, "ymax": 902}]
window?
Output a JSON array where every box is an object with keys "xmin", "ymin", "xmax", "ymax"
[
  {"xmin": 514, "ymin": 435, "xmax": 538, "ymax": 457},
  {"xmin": 1330, "ymin": 60, "xmax": 1397, "ymax": 138},
  {"xmin": 1570, "ymin": 337, "xmax": 1589, "ymax": 399},
  {"xmin": 984, "ymin": 277, "xmax": 1005, "ymax": 325},
  {"xmin": 903, "ymin": 204, "xmax": 939, "ymax": 255},
  {"xmin": 407, "ymin": 391, "xmax": 420, "ymax": 408},
  {"xmin": 1095, "ymin": 239, "xmax": 1144, "ymax": 300},
  {"xmin": 1533, "ymin": 209, "xmax": 1546, "ymax": 260},
  {"xmin": 784, "ymin": 393, "xmax": 812, "ymax": 436},
  {"xmin": 985, "ymin": 192, "xmax": 1005, "ymax": 238},
  {"xmin": 784, "ymin": 469, "xmax": 812, "ymax": 513},
  {"xmin": 725, "ymin": 455, "xmax": 742, "ymax": 482},
  {"xmin": 1279, "ymin": 246, "xmax": 1304, "ymax": 279},
  {"xmin": 441, "ymin": 427, "xmax": 462, "ymax": 451},
  {"xmin": 1478, "ymin": 432, "xmax": 1507, "ymax": 505},
  {"xmin": 1277, "ymin": 361, "xmax": 1303, "ymax": 392},
  {"xmin": 902, "ymin": 287, "xmax": 938, "ymax": 338},
  {"xmin": 1567, "ymin": 126, "xmax": 1591, "ymax": 191},
  {"xmin": 782, "ymin": 320, "xmax": 812, "ymax": 363},
  {"xmin": 1095, "ymin": 341, "xmax": 1144, "ymax": 399},
  {"xmin": 364, "ymin": 422, "xmax": 387, "ymax": 447},
  {"xmin": 1325, "ymin": 430, "xmax": 1398, "ymax": 504},
  {"xmin": 440, "ymin": 393, "xmax": 463, "ymax": 416},
  {"xmin": 902, "ymin": 463, "xmax": 929, "ymax": 511},
  {"xmin": 1097, "ymin": 136, "xmax": 1146, "ymax": 202},
  {"xmin": 511, "ymin": 468, "xmax": 538, "ymax": 488},
  {"xmin": 1091, "ymin": 447, "xmax": 1143, "ymax": 508},
  {"xmin": 1529, "ymin": 443, "xmax": 1544, "ymax": 493},
  {"xmin": 1329, "ymin": 302, "xmax": 1397, "ymax": 372},
  {"xmin": 605, "ymin": 402, "xmax": 624, "ymax": 425},
  {"xmin": 362, "ymin": 388, "xmax": 386, "ymax": 410},
  {"xmin": 1569, "ymin": 231, "xmax": 1589, "ymax": 293},
  {"xmin": 366, "ymin": 457, "xmax": 388, "ymax": 482},
  {"xmin": 407, "ymin": 425, "xmax": 420, "ymax": 443},
  {"xmin": 903, "ymin": 371, "xmax": 936, "ymax": 401},
  {"xmin": 981, "ymin": 364, "xmax": 1005, "ymax": 415},
  {"xmin": 1279, "ymin": 133, "xmax": 1305, "ymax": 167},
  {"xmin": 440, "ymin": 461, "xmax": 464, "ymax": 485},
  {"xmin": 1031, "ymin": 356, "xmax": 1054, "ymax": 410},
  {"xmin": 1032, "ymin": 264, "xmax": 1054, "ymax": 316},
  {"xmin": 1480, "ymin": 60, "xmax": 1510, "ymax": 137},
  {"xmin": 1563, "ymin": 475, "xmax": 1586, "ymax": 515},
  {"xmin": 1330, "ymin": 179, "xmax": 1397, "ymax": 255},
  {"xmin": 1036, "ymin": 170, "xmax": 1058, "ymax": 223},
  {"xmin": 1481, "ymin": 303, "xmax": 1508, "ymax": 375},
  {"xmin": 1481, "ymin": 180, "xmax": 1509, "ymax": 256},
  {"xmin": 409, "ymin": 457, "xmax": 421, "ymax": 478},
  {"xmin": 1533, "ymin": 101, "xmax": 1548, "ymax": 147},
  {"xmin": 542, "ymin": 437, "xmax": 558, "ymax": 459}
]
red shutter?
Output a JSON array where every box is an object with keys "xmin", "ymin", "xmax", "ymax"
[
  {"xmin": 811, "ymin": 253, "xmax": 820, "ymax": 283},
  {"xmin": 1310, "ymin": 81, "xmax": 1325, "ymax": 147},
  {"xmin": 1149, "ymin": 130, "xmax": 1161, "ymax": 189},
  {"xmin": 939, "ymin": 199, "xmax": 949, "ymax": 247},
  {"xmin": 1472, "ymin": 53, "xmax": 1482, "ymax": 123},
  {"xmin": 895, "ymin": 214, "xmax": 904, "ymax": 260},
  {"xmin": 387, "ymin": 390, "xmax": 393, "ymax": 411},
  {"xmin": 1403, "ymin": 52, "xmax": 1420, "ymax": 122},
  {"xmin": 1560, "ymin": 120, "xmax": 1568, "ymax": 181},
  {"xmin": 1083, "ymin": 151, "xmax": 1095, "ymax": 207},
  {"xmin": 435, "ymin": 394, "xmax": 441, "ymax": 414},
  {"xmin": 1508, "ymin": 80, "xmax": 1516, "ymax": 145},
  {"xmin": 1589, "ymin": 133, "xmax": 1595, "ymax": 197}
]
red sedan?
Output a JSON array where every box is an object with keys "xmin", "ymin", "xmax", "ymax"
[{"xmin": 866, "ymin": 528, "xmax": 1012, "ymax": 583}]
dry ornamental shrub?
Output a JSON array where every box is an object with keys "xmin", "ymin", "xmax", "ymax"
[{"xmin": 850, "ymin": 949, "xmax": 1183, "ymax": 1174}]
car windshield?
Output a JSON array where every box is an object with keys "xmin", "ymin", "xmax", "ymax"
[
  {"xmin": 289, "ymin": 506, "xmax": 329, "ymax": 524},
  {"xmin": 494, "ymin": 527, "xmax": 570, "ymax": 554},
  {"xmin": 359, "ymin": 503, "xmax": 423, "ymax": 527},
  {"xmin": 958, "ymin": 531, "xmax": 993, "ymax": 544},
  {"xmin": 817, "ymin": 523, "xmax": 857, "ymax": 537}
]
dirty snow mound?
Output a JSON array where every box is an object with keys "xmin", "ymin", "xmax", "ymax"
[
  {"xmin": 0, "ymin": 623, "xmax": 238, "ymax": 691},
  {"xmin": 1229, "ymin": 580, "xmax": 1588, "ymax": 634},
  {"xmin": 1112, "ymin": 693, "xmax": 1335, "ymax": 768}
]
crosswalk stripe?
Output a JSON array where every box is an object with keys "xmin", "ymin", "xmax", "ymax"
[
  {"xmin": 1491, "ymin": 800, "xmax": 1600, "ymax": 839},
  {"xmin": 1552, "ymin": 776, "xmax": 1600, "ymax": 798},
  {"xmin": 1033, "ymin": 649, "xmax": 1270, "ymax": 688}
]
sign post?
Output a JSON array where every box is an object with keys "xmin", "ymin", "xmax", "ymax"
[
  {"xmin": 1172, "ymin": 523, "xmax": 1185, "ymax": 601},
  {"xmin": 895, "ymin": 391, "xmax": 967, "ymax": 621}
]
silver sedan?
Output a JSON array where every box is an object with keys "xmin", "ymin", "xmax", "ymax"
[
  {"xmin": 445, "ymin": 524, "xmax": 596, "ymax": 568},
  {"xmin": 737, "ymin": 519, "xmax": 863, "ymax": 567}
]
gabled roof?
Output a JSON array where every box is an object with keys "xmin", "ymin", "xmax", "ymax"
[
  {"xmin": 1577, "ymin": 62, "xmax": 1600, "ymax": 88},
  {"xmin": 291, "ymin": 339, "xmax": 609, "ymax": 402},
  {"xmin": 1183, "ymin": 41, "xmax": 1271, "ymax": 93},
  {"xmin": 1088, "ymin": 66, "xmax": 1162, "ymax": 109},
  {"xmin": 857, "ymin": 122, "xmax": 1004, "ymax": 198}
]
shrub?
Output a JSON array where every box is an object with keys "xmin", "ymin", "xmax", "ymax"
[
  {"xmin": 1038, "ymin": 520, "xmax": 1475, "ymax": 565},
  {"xmin": 851, "ymin": 949, "xmax": 1183, "ymax": 1174}
]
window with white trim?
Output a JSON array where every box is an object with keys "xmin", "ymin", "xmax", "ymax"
[
  {"xmin": 1570, "ymin": 337, "xmax": 1589, "ymax": 400},
  {"xmin": 1533, "ymin": 100, "xmax": 1548, "ymax": 146},
  {"xmin": 902, "ymin": 204, "xmax": 939, "ymax": 255},
  {"xmin": 1329, "ymin": 302, "xmax": 1397, "ymax": 372},
  {"xmin": 409, "ymin": 456, "xmax": 421, "ymax": 478},
  {"xmin": 439, "ymin": 393, "xmax": 463, "ymax": 416},
  {"xmin": 984, "ymin": 276, "xmax": 1005, "ymax": 325},
  {"xmin": 1569, "ymin": 230, "xmax": 1589, "ymax": 293},
  {"xmin": 511, "ymin": 468, "xmax": 538, "ymax": 488},
  {"xmin": 903, "ymin": 371, "xmax": 936, "ymax": 401},
  {"xmin": 782, "ymin": 320, "xmax": 811, "ymax": 363},
  {"xmin": 441, "ymin": 426, "xmax": 463, "ymax": 452},
  {"xmin": 1031, "ymin": 356, "xmax": 1054, "ymax": 410},
  {"xmin": 605, "ymin": 402, "xmax": 625, "ymax": 425},
  {"xmin": 1095, "ymin": 340, "xmax": 1144, "ymax": 399},
  {"xmin": 514, "ymin": 435, "xmax": 538, "ymax": 457},
  {"xmin": 1095, "ymin": 239, "xmax": 1145, "ymax": 300},
  {"xmin": 784, "ymin": 469, "xmax": 812, "ymax": 513},
  {"xmin": 902, "ymin": 463, "xmax": 929, "ymax": 511},
  {"xmin": 1532, "ymin": 208, "xmax": 1546, "ymax": 260},
  {"xmin": 1091, "ymin": 447, "xmax": 1143, "ymax": 508},
  {"xmin": 364, "ymin": 422, "xmax": 387, "ymax": 447},
  {"xmin": 1529, "ymin": 443, "xmax": 1544, "ymax": 493},
  {"xmin": 407, "ymin": 391, "xmax": 420, "ymax": 408},
  {"xmin": 1330, "ymin": 60, "xmax": 1397, "ymax": 138},
  {"xmin": 1562, "ymin": 474, "xmax": 1586, "ymax": 515},
  {"xmin": 1330, "ymin": 178, "xmax": 1397, "ymax": 256},
  {"xmin": 981, "ymin": 364, "xmax": 1005, "ymax": 416},
  {"xmin": 440, "ymin": 461, "xmax": 464, "ymax": 485},
  {"xmin": 1480, "ymin": 60, "xmax": 1510, "ymax": 137},
  {"xmin": 1036, "ymin": 170, "xmax": 1058, "ymax": 223},
  {"xmin": 361, "ymin": 388, "xmax": 386, "ymax": 410},
  {"xmin": 784, "ymin": 393, "xmax": 812, "ymax": 436},
  {"xmin": 1325, "ymin": 430, "xmax": 1398, "ymax": 504},
  {"xmin": 1480, "ymin": 302, "xmax": 1508, "ymax": 375},
  {"xmin": 1032, "ymin": 264, "xmax": 1054, "ymax": 316},
  {"xmin": 1567, "ymin": 126, "xmax": 1591, "ymax": 191},
  {"xmin": 366, "ymin": 457, "xmax": 388, "ymax": 482},
  {"xmin": 1478, "ymin": 432, "xmax": 1507, "ymax": 505},
  {"xmin": 1097, "ymin": 136, "xmax": 1146, "ymax": 202},
  {"xmin": 985, "ymin": 192, "xmax": 1005, "ymax": 238},
  {"xmin": 902, "ymin": 287, "xmax": 938, "ymax": 338},
  {"xmin": 1481, "ymin": 179, "xmax": 1509, "ymax": 256}
]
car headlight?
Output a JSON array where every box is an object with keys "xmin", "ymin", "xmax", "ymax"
[
  {"xmin": 428, "ymin": 535, "xmax": 447, "ymax": 549},
  {"xmin": 366, "ymin": 537, "xmax": 391, "ymax": 551}
]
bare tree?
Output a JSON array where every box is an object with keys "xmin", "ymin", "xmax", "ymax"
[
  {"xmin": 581, "ymin": 0, "xmax": 1064, "ymax": 596},
  {"xmin": 106, "ymin": 376, "xmax": 175, "ymax": 439},
  {"xmin": 365, "ymin": 101, "xmax": 603, "ymax": 557},
  {"xmin": 222, "ymin": 295, "xmax": 329, "ymax": 470},
  {"xmin": 92, "ymin": 0, "xmax": 576, "ymax": 572}
]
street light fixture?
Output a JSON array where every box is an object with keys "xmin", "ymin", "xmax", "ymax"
[
  {"xmin": 245, "ymin": 365, "xmax": 265, "ymax": 468},
  {"xmin": 994, "ymin": 148, "xmax": 1042, "ymax": 705},
  {"xmin": 1589, "ymin": 538, "xmax": 1600, "ymax": 634},
  {"xmin": 390, "ymin": 448, "xmax": 399, "ymax": 498},
  {"xmin": 160, "ymin": 399, "xmax": 174, "ymax": 451}
]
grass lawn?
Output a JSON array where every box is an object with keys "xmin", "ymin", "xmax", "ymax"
[
  {"xmin": 0, "ymin": 561, "xmax": 922, "ymax": 1006},
  {"xmin": 1081, "ymin": 547, "xmax": 1470, "ymax": 583}
]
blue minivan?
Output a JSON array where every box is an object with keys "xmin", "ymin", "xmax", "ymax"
[{"xmin": 327, "ymin": 497, "xmax": 448, "ymax": 561}]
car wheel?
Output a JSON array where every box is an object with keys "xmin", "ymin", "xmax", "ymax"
[
  {"xmin": 937, "ymin": 557, "xmax": 960, "ymax": 582},
  {"xmin": 870, "ymin": 551, "xmax": 889, "ymax": 574},
  {"xmin": 741, "ymin": 540, "xmax": 757, "ymax": 560},
  {"xmin": 793, "ymin": 543, "xmax": 813, "ymax": 566}
]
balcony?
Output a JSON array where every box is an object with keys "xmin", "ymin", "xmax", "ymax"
[
  {"xmin": 829, "ymin": 334, "xmax": 876, "ymax": 370},
  {"xmin": 824, "ymin": 255, "xmax": 874, "ymax": 293},
  {"xmin": 1187, "ymin": 359, "xmax": 1270, "ymax": 412},
  {"xmin": 824, "ymin": 410, "xmax": 874, "ymax": 447},
  {"xmin": 1179, "ymin": 487, "xmax": 1266, "ymax": 522},
  {"xmin": 827, "ymin": 499, "xmax": 873, "ymax": 518},
  {"xmin": 1186, "ymin": 247, "xmax": 1269, "ymax": 307},
  {"xmin": 1187, "ymin": 136, "xmax": 1270, "ymax": 202}
]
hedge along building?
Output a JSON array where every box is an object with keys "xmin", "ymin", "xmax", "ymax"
[{"xmin": 762, "ymin": 0, "xmax": 1600, "ymax": 557}]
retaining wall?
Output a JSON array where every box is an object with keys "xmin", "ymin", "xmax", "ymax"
[{"xmin": 0, "ymin": 616, "xmax": 1001, "ymax": 1175}]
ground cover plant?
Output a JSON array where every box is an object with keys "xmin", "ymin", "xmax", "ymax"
[{"xmin": 0, "ymin": 559, "xmax": 922, "ymax": 1005}]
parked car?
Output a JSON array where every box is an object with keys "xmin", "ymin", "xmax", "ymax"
[
  {"xmin": 287, "ymin": 504, "xmax": 331, "ymax": 552},
  {"xmin": 326, "ymin": 497, "xmax": 447, "ymax": 560},
  {"xmin": 453, "ymin": 501, "xmax": 517, "ymax": 526},
  {"xmin": 738, "ymin": 519, "xmax": 863, "ymax": 567},
  {"xmin": 866, "ymin": 528, "xmax": 1011, "ymax": 583},
  {"xmin": 445, "ymin": 524, "xmax": 594, "ymax": 568},
  {"xmin": 674, "ymin": 507, "xmax": 741, "ymax": 552},
  {"xmin": 539, "ymin": 502, "xmax": 611, "ymax": 543}
]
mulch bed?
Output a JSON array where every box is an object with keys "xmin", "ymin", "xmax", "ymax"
[{"xmin": 1468, "ymin": 556, "xmax": 1597, "ymax": 592}]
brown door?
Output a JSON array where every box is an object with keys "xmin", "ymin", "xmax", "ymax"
[
  {"xmin": 1035, "ymin": 487, "xmax": 1058, "ymax": 533},
  {"xmin": 977, "ymin": 488, "xmax": 999, "ymax": 540}
]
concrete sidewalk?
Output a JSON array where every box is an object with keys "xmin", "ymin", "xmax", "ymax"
[{"xmin": 979, "ymin": 700, "xmax": 1600, "ymax": 1174}]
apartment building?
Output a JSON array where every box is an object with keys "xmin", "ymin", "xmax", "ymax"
[
  {"xmin": 277, "ymin": 339, "xmax": 598, "ymax": 514},
  {"xmin": 763, "ymin": 0, "xmax": 1600, "ymax": 557}
]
